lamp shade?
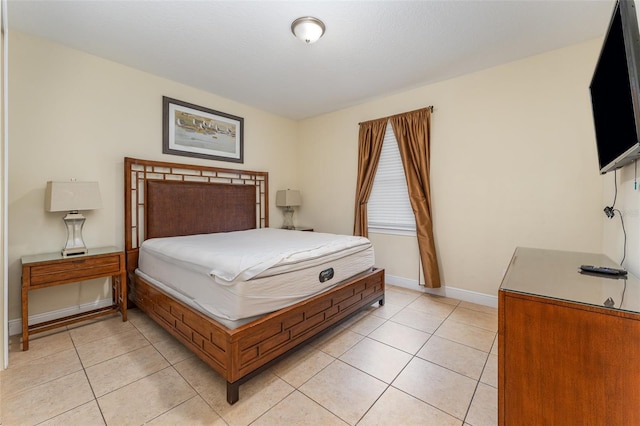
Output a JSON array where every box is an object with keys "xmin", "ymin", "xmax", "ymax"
[
  {"xmin": 291, "ymin": 17, "xmax": 325, "ymax": 44},
  {"xmin": 45, "ymin": 181, "xmax": 102, "ymax": 212},
  {"xmin": 276, "ymin": 189, "xmax": 301, "ymax": 207}
]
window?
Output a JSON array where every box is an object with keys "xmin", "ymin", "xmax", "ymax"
[{"xmin": 367, "ymin": 122, "xmax": 416, "ymax": 235}]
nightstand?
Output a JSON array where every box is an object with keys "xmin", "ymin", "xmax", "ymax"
[{"xmin": 21, "ymin": 246, "xmax": 127, "ymax": 351}]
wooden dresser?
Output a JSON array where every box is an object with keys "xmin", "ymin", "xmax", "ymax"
[{"xmin": 498, "ymin": 247, "xmax": 640, "ymax": 425}]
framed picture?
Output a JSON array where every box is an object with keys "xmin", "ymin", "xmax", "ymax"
[{"xmin": 163, "ymin": 96, "xmax": 244, "ymax": 163}]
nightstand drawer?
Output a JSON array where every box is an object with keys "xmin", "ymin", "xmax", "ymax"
[{"xmin": 27, "ymin": 254, "xmax": 122, "ymax": 287}]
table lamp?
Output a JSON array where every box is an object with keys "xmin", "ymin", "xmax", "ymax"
[
  {"xmin": 275, "ymin": 189, "xmax": 301, "ymax": 229},
  {"xmin": 45, "ymin": 181, "xmax": 102, "ymax": 256}
]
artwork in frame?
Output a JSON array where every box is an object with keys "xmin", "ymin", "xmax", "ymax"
[{"xmin": 163, "ymin": 96, "xmax": 244, "ymax": 163}]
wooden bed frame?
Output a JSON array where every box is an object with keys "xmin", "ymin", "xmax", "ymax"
[{"xmin": 124, "ymin": 157, "xmax": 385, "ymax": 404}]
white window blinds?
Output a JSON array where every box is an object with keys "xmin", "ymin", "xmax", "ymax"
[{"xmin": 367, "ymin": 122, "xmax": 416, "ymax": 234}]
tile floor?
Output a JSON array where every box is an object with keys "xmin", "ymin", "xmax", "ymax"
[{"xmin": 0, "ymin": 285, "xmax": 498, "ymax": 425}]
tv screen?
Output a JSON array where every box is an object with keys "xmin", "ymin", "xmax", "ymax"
[{"xmin": 590, "ymin": 0, "xmax": 640, "ymax": 174}]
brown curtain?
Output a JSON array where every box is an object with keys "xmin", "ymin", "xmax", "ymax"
[
  {"xmin": 353, "ymin": 118, "xmax": 387, "ymax": 237},
  {"xmin": 390, "ymin": 108, "xmax": 441, "ymax": 288}
]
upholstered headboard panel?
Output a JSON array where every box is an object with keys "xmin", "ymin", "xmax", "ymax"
[{"xmin": 146, "ymin": 180, "xmax": 256, "ymax": 239}]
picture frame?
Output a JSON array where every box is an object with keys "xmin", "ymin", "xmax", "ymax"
[{"xmin": 163, "ymin": 96, "xmax": 244, "ymax": 163}]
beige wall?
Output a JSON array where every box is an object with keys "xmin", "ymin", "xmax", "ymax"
[
  {"xmin": 7, "ymin": 30, "xmax": 608, "ymax": 324},
  {"xmin": 601, "ymin": 6, "xmax": 640, "ymax": 279},
  {"xmin": 298, "ymin": 39, "xmax": 605, "ymax": 296},
  {"xmin": 7, "ymin": 31, "xmax": 299, "ymax": 321},
  {"xmin": 601, "ymin": 156, "xmax": 640, "ymax": 275}
]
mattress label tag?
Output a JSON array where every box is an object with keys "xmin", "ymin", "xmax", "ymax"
[{"xmin": 319, "ymin": 268, "xmax": 334, "ymax": 283}]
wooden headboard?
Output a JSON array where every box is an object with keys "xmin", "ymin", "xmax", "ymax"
[{"xmin": 124, "ymin": 157, "xmax": 268, "ymax": 273}]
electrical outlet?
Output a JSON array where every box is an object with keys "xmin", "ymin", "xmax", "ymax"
[{"xmin": 604, "ymin": 206, "xmax": 615, "ymax": 218}]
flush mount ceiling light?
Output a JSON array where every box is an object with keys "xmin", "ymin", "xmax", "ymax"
[{"xmin": 291, "ymin": 16, "xmax": 325, "ymax": 44}]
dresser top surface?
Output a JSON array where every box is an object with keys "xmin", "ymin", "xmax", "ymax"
[{"xmin": 500, "ymin": 247, "xmax": 640, "ymax": 314}]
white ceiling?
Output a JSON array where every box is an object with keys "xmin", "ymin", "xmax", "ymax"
[{"xmin": 7, "ymin": 0, "xmax": 615, "ymax": 120}]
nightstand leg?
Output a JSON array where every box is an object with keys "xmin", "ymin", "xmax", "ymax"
[
  {"xmin": 113, "ymin": 273, "xmax": 127, "ymax": 322},
  {"xmin": 119, "ymin": 272, "xmax": 127, "ymax": 321}
]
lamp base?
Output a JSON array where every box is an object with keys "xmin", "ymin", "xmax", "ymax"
[
  {"xmin": 281, "ymin": 207, "xmax": 295, "ymax": 230},
  {"xmin": 62, "ymin": 247, "xmax": 89, "ymax": 257},
  {"xmin": 61, "ymin": 212, "xmax": 88, "ymax": 257}
]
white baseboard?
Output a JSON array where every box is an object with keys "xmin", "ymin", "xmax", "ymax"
[
  {"xmin": 8, "ymin": 298, "xmax": 114, "ymax": 336},
  {"xmin": 385, "ymin": 274, "xmax": 498, "ymax": 308},
  {"xmin": 9, "ymin": 276, "xmax": 498, "ymax": 335}
]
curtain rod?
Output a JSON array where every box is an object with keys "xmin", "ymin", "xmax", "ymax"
[{"xmin": 358, "ymin": 106, "xmax": 434, "ymax": 126}]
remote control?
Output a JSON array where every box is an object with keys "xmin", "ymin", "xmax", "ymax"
[{"xmin": 579, "ymin": 265, "xmax": 627, "ymax": 276}]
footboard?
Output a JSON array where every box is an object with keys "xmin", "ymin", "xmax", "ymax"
[{"xmin": 130, "ymin": 267, "xmax": 385, "ymax": 403}]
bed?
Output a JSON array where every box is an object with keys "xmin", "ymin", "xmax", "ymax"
[{"xmin": 124, "ymin": 157, "xmax": 385, "ymax": 404}]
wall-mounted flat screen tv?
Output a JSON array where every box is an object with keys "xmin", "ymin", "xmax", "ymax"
[{"xmin": 590, "ymin": 0, "xmax": 640, "ymax": 174}]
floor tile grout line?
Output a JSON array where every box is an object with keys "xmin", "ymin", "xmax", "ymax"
[
  {"xmin": 333, "ymin": 354, "xmax": 401, "ymax": 388},
  {"xmin": 23, "ymin": 327, "xmax": 106, "ymax": 424},
  {"xmin": 170, "ymin": 361, "xmax": 230, "ymax": 423},
  {"xmin": 428, "ymin": 308, "xmax": 497, "ymax": 354},
  {"xmin": 424, "ymin": 301, "xmax": 458, "ymax": 336},
  {"xmin": 274, "ymin": 342, "xmax": 340, "ymax": 388},
  {"xmin": 67, "ymin": 318, "xmax": 135, "ymax": 348},
  {"xmin": 315, "ymin": 300, "xmax": 496, "ymax": 420},
  {"xmin": 358, "ymin": 333, "xmax": 429, "ymax": 357},
  {"xmin": 353, "ymin": 382, "xmax": 392, "ymax": 425},
  {"xmin": 4, "ymin": 329, "xmax": 100, "ymax": 426},
  {"xmin": 368, "ymin": 303, "xmax": 429, "ymax": 329},
  {"xmin": 388, "ymin": 384, "xmax": 469, "ymax": 424},
  {"xmin": 144, "ymin": 394, "xmax": 204, "ymax": 425},
  {"xmin": 68, "ymin": 328, "xmax": 109, "ymax": 426},
  {"xmin": 418, "ymin": 330, "xmax": 495, "ymax": 353},
  {"xmin": 330, "ymin": 314, "xmax": 479, "ymax": 423},
  {"xmin": 6, "ymin": 295, "xmax": 496, "ymax": 426},
  {"xmin": 98, "ymin": 363, "xmax": 193, "ymax": 423},
  {"xmin": 74, "ymin": 319, "xmax": 180, "ymax": 424},
  {"xmin": 339, "ymin": 335, "xmax": 479, "ymax": 423},
  {"xmin": 1, "ymin": 351, "xmax": 84, "ymax": 394},
  {"xmin": 293, "ymin": 357, "xmax": 375, "ymax": 426},
  {"xmin": 250, "ymin": 387, "xmax": 299, "ymax": 425},
  {"xmin": 287, "ymin": 315, "xmax": 398, "ymax": 426},
  {"xmin": 461, "ymin": 337, "xmax": 496, "ymax": 425},
  {"xmin": 387, "ymin": 302, "xmax": 494, "ymax": 423},
  {"xmin": 413, "ymin": 310, "xmax": 497, "ymax": 383},
  {"xmin": 462, "ymin": 373, "xmax": 484, "ymax": 425}
]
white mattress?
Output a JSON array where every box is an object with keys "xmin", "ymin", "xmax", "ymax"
[{"xmin": 136, "ymin": 228, "xmax": 375, "ymax": 328}]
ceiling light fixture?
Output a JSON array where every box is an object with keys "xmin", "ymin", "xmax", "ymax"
[{"xmin": 291, "ymin": 17, "xmax": 325, "ymax": 44}]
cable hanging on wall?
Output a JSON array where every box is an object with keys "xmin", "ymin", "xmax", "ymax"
[{"xmin": 604, "ymin": 169, "xmax": 627, "ymax": 265}]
